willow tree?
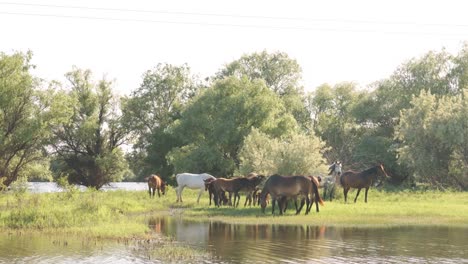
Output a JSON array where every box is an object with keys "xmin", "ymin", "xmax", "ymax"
[
  {"xmin": 0, "ymin": 51, "xmax": 54, "ymax": 188},
  {"xmin": 50, "ymin": 67, "xmax": 128, "ymax": 189},
  {"xmin": 239, "ymin": 128, "xmax": 327, "ymax": 176},
  {"xmin": 397, "ymin": 89, "xmax": 468, "ymax": 190}
]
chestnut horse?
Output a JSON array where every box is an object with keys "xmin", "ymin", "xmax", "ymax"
[
  {"xmin": 340, "ymin": 163, "xmax": 390, "ymax": 203},
  {"xmin": 147, "ymin": 174, "xmax": 166, "ymax": 198}
]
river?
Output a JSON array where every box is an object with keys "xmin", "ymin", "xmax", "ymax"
[{"xmin": 1, "ymin": 183, "xmax": 467, "ymax": 263}]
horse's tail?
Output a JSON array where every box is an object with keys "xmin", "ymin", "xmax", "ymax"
[{"xmin": 311, "ymin": 177, "xmax": 324, "ymax": 206}]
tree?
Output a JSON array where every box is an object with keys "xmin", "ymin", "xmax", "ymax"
[
  {"xmin": 396, "ymin": 89, "xmax": 468, "ymax": 190},
  {"xmin": 0, "ymin": 51, "xmax": 53, "ymax": 188},
  {"xmin": 309, "ymin": 83, "xmax": 366, "ymax": 165},
  {"xmin": 216, "ymin": 51, "xmax": 311, "ymax": 130},
  {"xmin": 239, "ymin": 129, "xmax": 327, "ymax": 176},
  {"xmin": 50, "ymin": 67, "xmax": 128, "ymax": 189},
  {"xmin": 167, "ymin": 76, "xmax": 298, "ymax": 176},
  {"xmin": 121, "ymin": 63, "xmax": 198, "ymax": 180}
]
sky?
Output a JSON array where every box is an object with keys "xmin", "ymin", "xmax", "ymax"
[{"xmin": 1, "ymin": 0, "xmax": 468, "ymax": 95}]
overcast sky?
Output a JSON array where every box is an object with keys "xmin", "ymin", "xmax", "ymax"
[{"xmin": 1, "ymin": 0, "xmax": 467, "ymax": 95}]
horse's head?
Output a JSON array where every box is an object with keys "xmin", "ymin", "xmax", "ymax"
[
  {"xmin": 375, "ymin": 163, "xmax": 390, "ymax": 186},
  {"xmin": 204, "ymin": 178, "xmax": 215, "ymax": 191},
  {"xmin": 335, "ymin": 161, "xmax": 342, "ymax": 175}
]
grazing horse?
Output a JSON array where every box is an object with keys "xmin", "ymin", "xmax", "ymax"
[
  {"xmin": 175, "ymin": 173, "xmax": 216, "ymax": 203},
  {"xmin": 340, "ymin": 163, "xmax": 390, "ymax": 203},
  {"xmin": 147, "ymin": 174, "xmax": 166, "ymax": 198},
  {"xmin": 204, "ymin": 178, "xmax": 229, "ymax": 206},
  {"xmin": 208, "ymin": 175, "xmax": 264, "ymax": 207},
  {"xmin": 260, "ymin": 175, "xmax": 323, "ymax": 215}
]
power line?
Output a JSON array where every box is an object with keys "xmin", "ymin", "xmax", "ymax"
[
  {"xmin": 2, "ymin": 1, "xmax": 468, "ymax": 29},
  {"xmin": 1, "ymin": 11, "xmax": 468, "ymax": 37}
]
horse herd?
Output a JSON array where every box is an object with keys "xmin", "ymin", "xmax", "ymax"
[{"xmin": 146, "ymin": 163, "xmax": 390, "ymax": 215}]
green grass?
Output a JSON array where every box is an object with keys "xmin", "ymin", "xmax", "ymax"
[{"xmin": 0, "ymin": 186, "xmax": 467, "ymax": 239}]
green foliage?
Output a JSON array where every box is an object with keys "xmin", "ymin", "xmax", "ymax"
[
  {"xmin": 216, "ymin": 50, "xmax": 310, "ymax": 130},
  {"xmin": 309, "ymin": 83, "xmax": 367, "ymax": 165},
  {"xmin": 168, "ymin": 76, "xmax": 298, "ymax": 176},
  {"xmin": 49, "ymin": 67, "xmax": 128, "ymax": 189},
  {"xmin": 239, "ymin": 129, "xmax": 327, "ymax": 175},
  {"xmin": 0, "ymin": 51, "xmax": 54, "ymax": 188},
  {"xmin": 121, "ymin": 63, "xmax": 198, "ymax": 180},
  {"xmin": 396, "ymin": 89, "xmax": 468, "ymax": 190}
]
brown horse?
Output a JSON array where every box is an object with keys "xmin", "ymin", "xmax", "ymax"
[
  {"xmin": 208, "ymin": 174, "xmax": 265, "ymax": 207},
  {"xmin": 340, "ymin": 163, "xmax": 389, "ymax": 203},
  {"xmin": 260, "ymin": 175, "xmax": 323, "ymax": 215},
  {"xmin": 307, "ymin": 176, "xmax": 324, "ymax": 213},
  {"xmin": 147, "ymin": 174, "xmax": 166, "ymax": 198},
  {"xmin": 204, "ymin": 178, "xmax": 229, "ymax": 206}
]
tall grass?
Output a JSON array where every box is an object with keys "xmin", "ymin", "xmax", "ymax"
[{"xmin": 0, "ymin": 186, "xmax": 466, "ymax": 239}]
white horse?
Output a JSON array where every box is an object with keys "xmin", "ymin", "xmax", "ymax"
[
  {"xmin": 328, "ymin": 161, "xmax": 342, "ymax": 186},
  {"xmin": 175, "ymin": 173, "xmax": 216, "ymax": 203}
]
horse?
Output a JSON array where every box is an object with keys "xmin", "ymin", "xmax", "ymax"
[
  {"xmin": 340, "ymin": 163, "xmax": 390, "ymax": 203},
  {"xmin": 204, "ymin": 178, "xmax": 229, "ymax": 206},
  {"xmin": 240, "ymin": 174, "xmax": 266, "ymax": 207},
  {"xmin": 241, "ymin": 173, "xmax": 266, "ymax": 207},
  {"xmin": 147, "ymin": 174, "xmax": 166, "ymax": 198},
  {"xmin": 207, "ymin": 175, "xmax": 264, "ymax": 207},
  {"xmin": 260, "ymin": 175, "xmax": 323, "ymax": 215},
  {"xmin": 175, "ymin": 173, "xmax": 216, "ymax": 203},
  {"xmin": 321, "ymin": 176, "xmax": 336, "ymax": 201},
  {"xmin": 328, "ymin": 160, "xmax": 342, "ymax": 185},
  {"xmin": 307, "ymin": 176, "xmax": 324, "ymax": 213}
]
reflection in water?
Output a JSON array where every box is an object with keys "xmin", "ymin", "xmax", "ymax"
[
  {"xmin": 150, "ymin": 216, "xmax": 468, "ymax": 263},
  {"xmin": 1, "ymin": 218, "xmax": 467, "ymax": 263}
]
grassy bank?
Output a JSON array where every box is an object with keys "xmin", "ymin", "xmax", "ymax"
[{"xmin": 0, "ymin": 186, "xmax": 467, "ymax": 239}]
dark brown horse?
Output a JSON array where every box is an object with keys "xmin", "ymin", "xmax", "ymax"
[
  {"xmin": 340, "ymin": 163, "xmax": 389, "ymax": 203},
  {"xmin": 147, "ymin": 174, "xmax": 166, "ymax": 198},
  {"xmin": 260, "ymin": 175, "xmax": 323, "ymax": 215},
  {"xmin": 204, "ymin": 178, "xmax": 228, "ymax": 206},
  {"xmin": 207, "ymin": 174, "xmax": 265, "ymax": 207}
]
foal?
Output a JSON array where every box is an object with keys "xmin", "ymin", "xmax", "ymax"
[{"xmin": 147, "ymin": 174, "xmax": 166, "ymax": 198}]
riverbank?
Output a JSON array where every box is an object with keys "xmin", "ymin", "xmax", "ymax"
[{"xmin": 1, "ymin": 187, "xmax": 467, "ymax": 239}]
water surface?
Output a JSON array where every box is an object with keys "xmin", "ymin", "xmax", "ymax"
[{"xmin": 151, "ymin": 216, "xmax": 468, "ymax": 263}]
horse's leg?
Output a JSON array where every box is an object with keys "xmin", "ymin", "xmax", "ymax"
[
  {"xmin": 244, "ymin": 192, "xmax": 250, "ymax": 207},
  {"xmin": 343, "ymin": 187, "xmax": 349, "ymax": 203},
  {"xmin": 296, "ymin": 198, "xmax": 305, "ymax": 215},
  {"xmin": 330, "ymin": 185, "xmax": 335, "ymax": 201},
  {"xmin": 365, "ymin": 187, "xmax": 369, "ymax": 203},
  {"xmin": 176, "ymin": 186, "xmax": 180, "ymax": 202},
  {"xmin": 354, "ymin": 188, "xmax": 361, "ymax": 203},
  {"xmin": 179, "ymin": 186, "xmax": 186, "ymax": 203},
  {"xmin": 271, "ymin": 199, "xmax": 276, "ymax": 215},
  {"xmin": 196, "ymin": 188, "xmax": 204, "ymax": 204},
  {"xmin": 157, "ymin": 188, "xmax": 161, "ymax": 197}
]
